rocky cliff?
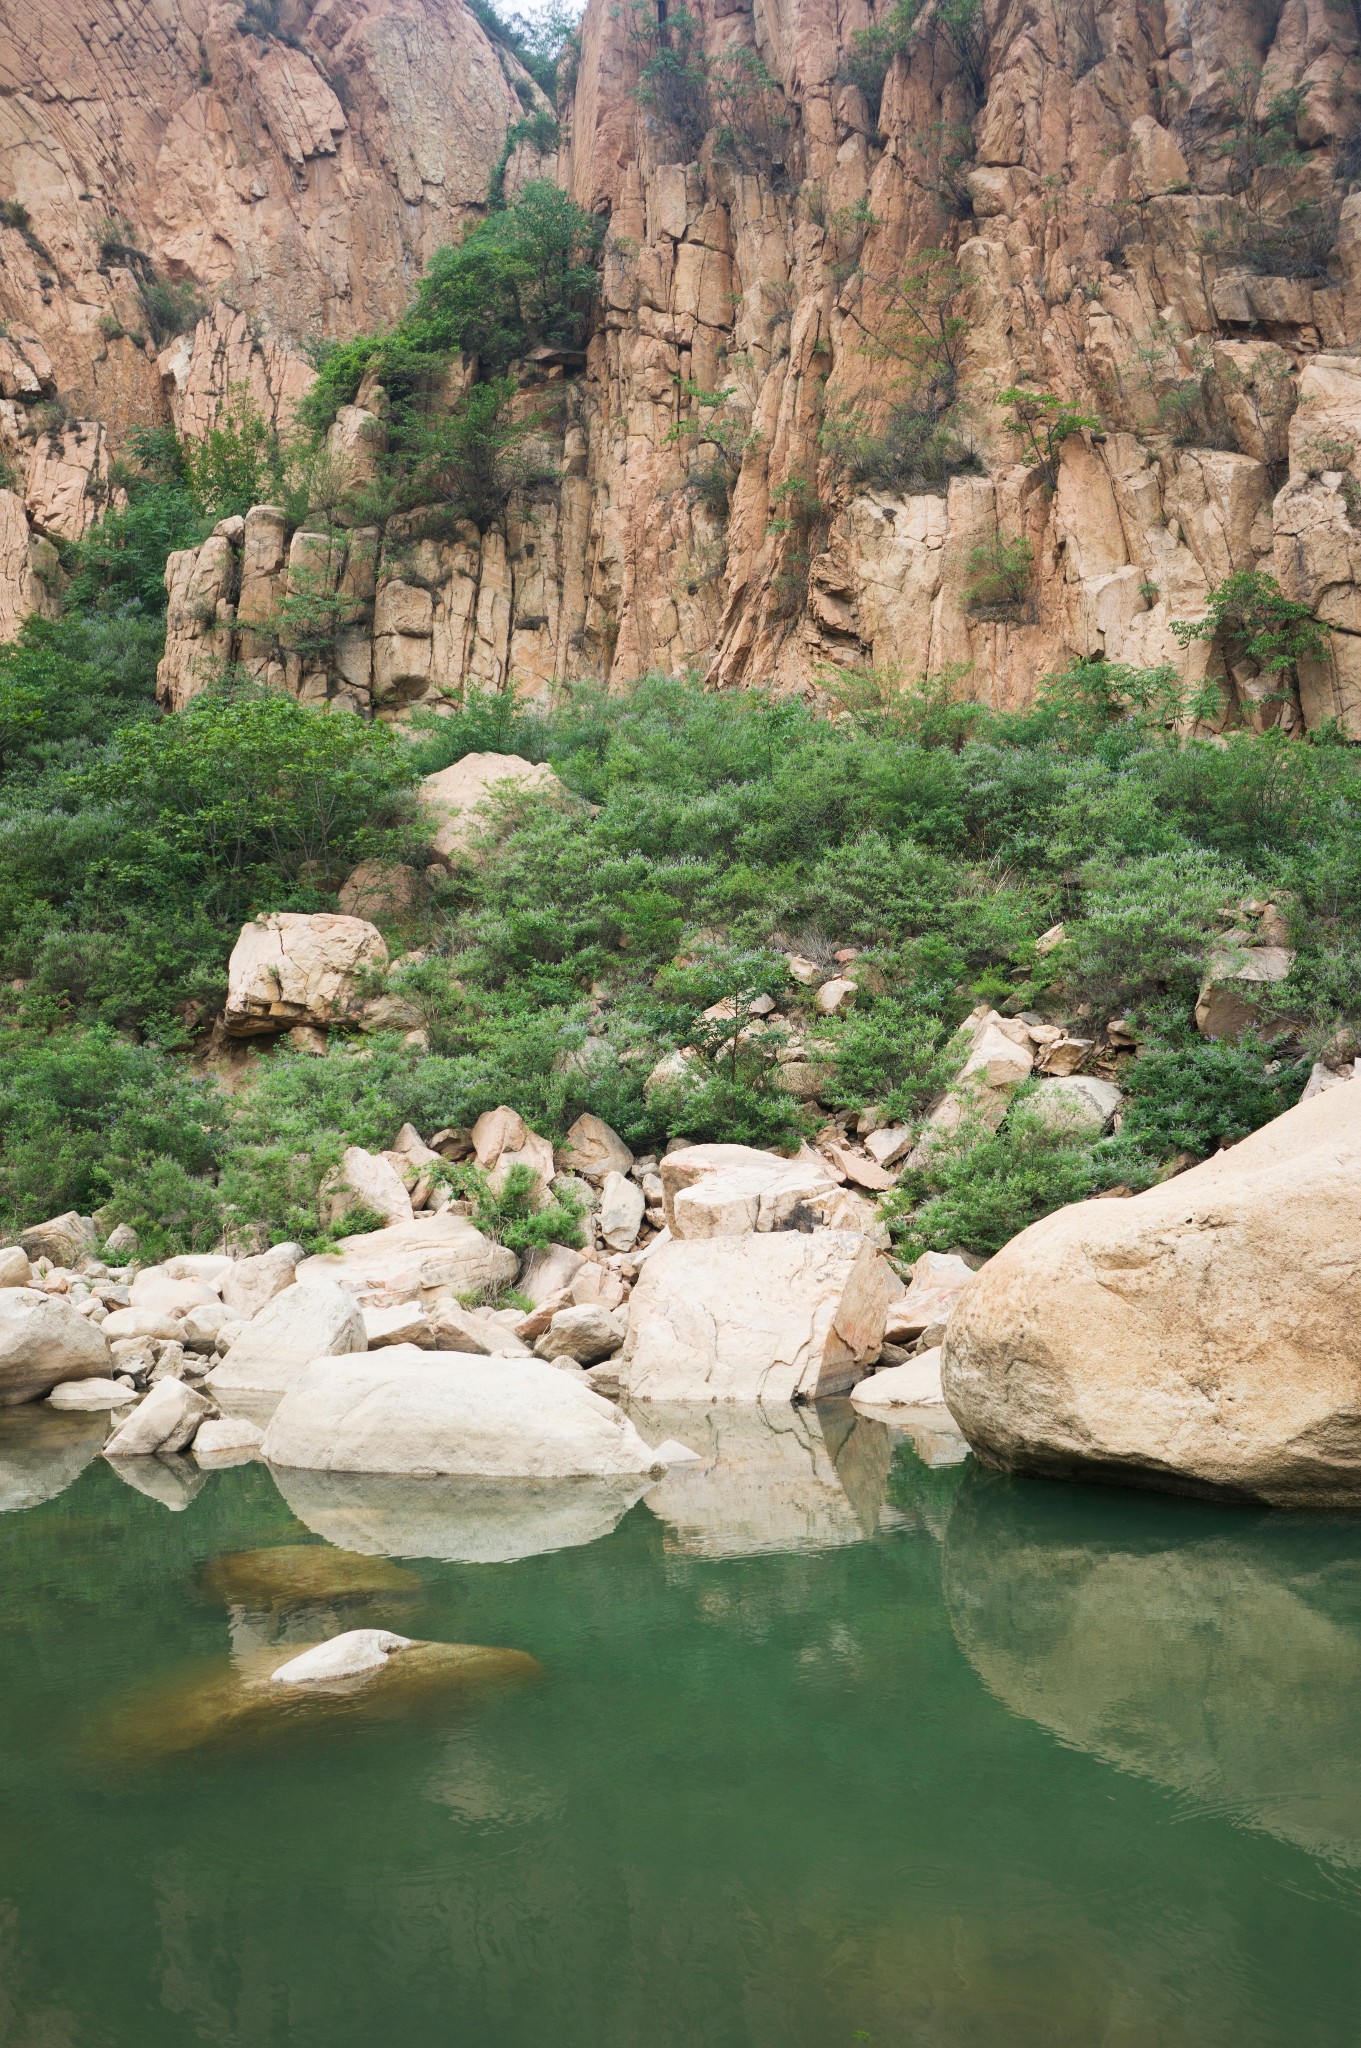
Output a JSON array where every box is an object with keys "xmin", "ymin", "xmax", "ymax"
[
  {"xmin": 0, "ymin": 0, "xmax": 552, "ymax": 626},
  {"xmin": 8, "ymin": 0, "xmax": 1361, "ymax": 727}
]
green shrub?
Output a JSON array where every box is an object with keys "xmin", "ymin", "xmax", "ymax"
[
  {"xmin": 885, "ymin": 1103, "xmax": 1155, "ymax": 1260},
  {"xmin": 1063, "ymin": 847, "xmax": 1249, "ymax": 1011},
  {"xmin": 441, "ymin": 1160, "xmax": 585, "ymax": 1253},
  {"xmin": 1119, "ymin": 1037, "xmax": 1307, "ymax": 1159},
  {"xmin": 963, "ymin": 534, "xmax": 1034, "ymax": 619}
]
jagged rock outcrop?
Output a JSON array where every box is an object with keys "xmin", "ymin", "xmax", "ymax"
[
  {"xmin": 0, "ymin": 0, "xmax": 554, "ymax": 630},
  {"xmin": 13, "ymin": 0, "xmax": 1361, "ymax": 724}
]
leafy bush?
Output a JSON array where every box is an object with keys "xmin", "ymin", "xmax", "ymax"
[
  {"xmin": 963, "ymin": 534, "xmax": 1033, "ymax": 619},
  {"xmin": 442, "ymin": 1161, "xmax": 586, "ymax": 1253},
  {"xmin": 885, "ymin": 1103, "xmax": 1155, "ymax": 1260},
  {"xmin": 1119, "ymin": 1037, "xmax": 1306, "ymax": 1159},
  {"xmin": 1172, "ymin": 569, "xmax": 1328, "ymax": 678},
  {"xmin": 997, "ymin": 387, "xmax": 1102, "ymax": 489}
]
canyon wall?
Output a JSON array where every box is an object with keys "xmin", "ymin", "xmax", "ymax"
[
  {"xmin": 0, "ymin": 0, "xmax": 551, "ymax": 628},
  {"xmin": 8, "ymin": 0, "xmax": 1361, "ymax": 727}
]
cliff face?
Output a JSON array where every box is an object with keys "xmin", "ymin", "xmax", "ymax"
[
  {"xmin": 0, "ymin": 0, "xmax": 550, "ymax": 626},
  {"xmin": 10, "ymin": 0, "xmax": 1361, "ymax": 728}
]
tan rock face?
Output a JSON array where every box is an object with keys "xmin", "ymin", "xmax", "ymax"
[
  {"xmin": 224, "ymin": 911, "xmax": 389, "ymax": 1036},
  {"xmin": 941, "ymin": 1082, "xmax": 1361, "ymax": 1507},
  {"xmin": 420, "ymin": 754, "xmax": 566, "ymax": 856}
]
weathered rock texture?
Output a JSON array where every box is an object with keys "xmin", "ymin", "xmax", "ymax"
[
  {"xmin": 0, "ymin": 0, "xmax": 552, "ymax": 629},
  {"xmin": 941, "ymin": 1081, "xmax": 1361, "ymax": 1507},
  {"xmin": 13, "ymin": 0, "xmax": 1361, "ymax": 726}
]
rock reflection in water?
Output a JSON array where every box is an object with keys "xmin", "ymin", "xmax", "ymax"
[
  {"xmin": 105, "ymin": 1452, "xmax": 207, "ymax": 1512},
  {"xmin": 204, "ymin": 1544, "xmax": 420, "ymax": 1611},
  {"xmin": 944, "ymin": 1469, "xmax": 1361, "ymax": 1867},
  {"xmin": 0, "ymin": 1407, "xmax": 106, "ymax": 1512},
  {"xmin": 272, "ymin": 1467, "xmax": 653, "ymax": 1564},
  {"xmin": 629, "ymin": 1401, "xmax": 904, "ymax": 1557}
]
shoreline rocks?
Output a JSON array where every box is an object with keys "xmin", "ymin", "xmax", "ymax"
[{"xmin": 942, "ymin": 1083, "xmax": 1361, "ymax": 1507}]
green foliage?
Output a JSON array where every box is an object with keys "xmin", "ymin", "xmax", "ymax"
[
  {"xmin": 0, "ymin": 612, "xmax": 165, "ymax": 779},
  {"xmin": 1032, "ymin": 658, "xmax": 1221, "ymax": 746},
  {"xmin": 710, "ymin": 46, "xmax": 790, "ymax": 171},
  {"xmin": 963, "ymin": 533, "xmax": 1033, "ymax": 619},
  {"xmin": 1062, "ymin": 847, "xmax": 1248, "ymax": 1011},
  {"xmin": 487, "ymin": 108, "xmax": 560, "ymax": 208},
  {"xmin": 138, "ymin": 276, "xmax": 206, "ymax": 347},
  {"xmin": 1172, "ymin": 569, "xmax": 1328, "ymax": 675},
  {"xmin": 884, "ymin": 1103, "xmax": 1154, "ymax": 1260},
  {"xmin": 442, "ymin": 1160, "xmax": 586, "ymax": 1253},
  {"xmin": 1119, "ymin": 1036, "xmax": 1306, "ymax": 1160},
  {"xmin": 180, "ymin": 385, "xmax": 284, "ymax": 518},
  {"xmin": 840, "ymin": 0, "xmax": 984, "ymax": 120},
  {"xmin": 1205, "ymin": 68, "xmax": 1339, "ymax": 279},
  {"xmin": 632, "ymin": 6, "xmax": 711, "ymax": 155},
  {"xmin": 996, "ymin": 387, "xmax": 1102, "ymax": 489}
]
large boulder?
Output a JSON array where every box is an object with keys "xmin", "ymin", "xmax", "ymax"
[
  {"xmin": 295, "ymin": 1212, "xmax": 517, "ymax": 1305},
  {"xmin": 220, "ymin": 1243, "xmax": 301, "ymax": 1319},
  {"xmin": 20, "ymin": 1212, "xmax": 97, "ymax": 1268},
  {"xmin": 0, "ymin": 1296, "xmax": 112, "ymax": 1406},
  {"xmin": 224, "ymin": 912, "xmax": 389, "ymax": 1037},
  {"xmin": 658, "ymin": 1143, "xmax": 880, "ymax": 1241},
  {"xmin": 558, "ymin": 1113, "xmax": 634, "ymax": 1181},
  {"xmin": 261, "ymin": 1347, "xmax": 664, "ymax": 1478},
  {"xmin": 1195, "ymin": 943, "xmax": 1295, "ymax": 1040},
  {"xmin": 419, "ymin": 753, "xmax": 564, "ymax": 858},
  {"xmin": 206, "ymin": 1280, "xmax": 366, "ymax": 1396},
  {"xmin": 618, "ymin": 1230, "xmax": 893, "ymax": 1402},
  {"xmin": 325, "ymin": 1145, "xmax": 414, "ymax": 1229},
  {"xmin": 941, "ymin": 1081, "xmax": 1361, "ymax": 1506},
  {"xmin": 104, "ymin": 1376, "xmax": 216, "ymax": 1456},
  {"xmin": 0, "ymin": 1247, "xmax": 32, "ymax": 1288},
  {"xmin": 470, "ymin": 1104, "xmax": 555, "ymax": 1203}
]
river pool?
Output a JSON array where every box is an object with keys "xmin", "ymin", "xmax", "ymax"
[{"xmin": 1, "ymin": 1398, "xmax": 1359, "ymax": 2046}]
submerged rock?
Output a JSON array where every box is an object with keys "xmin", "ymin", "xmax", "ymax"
[
  {"xmin": 101, "ymin": 1637, "xmax": 543, "ymax": 1761},
  {"xmin": 202, "ymin": 1543, "xmax": 421, "ymax": 1610},
  {"xmin": 942, "ymin": 1083, "xmax": 1361, "ymax": 1507}
]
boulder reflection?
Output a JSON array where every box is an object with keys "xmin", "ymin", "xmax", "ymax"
[
  {"xmin": 944, "ymin": 1469, "xmax": 1361, "ymax": 1866},
  {"xmin": 630, "ymin": 1401, "xmax": 905, "ymax": 1557},
  {"xmin": 272, "ymin": 1467, "xmax": 653, "ymax": 1563},
  {"xmin": 0, "ymin": 1408, "xmax": 106, "ymax": 1512}
]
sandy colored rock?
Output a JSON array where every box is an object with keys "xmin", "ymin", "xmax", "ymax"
[
  {"xmin": 471, "ymin": 1104, "xmax": 556, "ymax": 1203},
  {"xmin": 851, "ymin": 1349, "xmax": 945, "ymax": 1411},
  {"xmin": 0, "ymin": 1298, "xmax": 113, "ymax": 1406},
  {"xmin": 20, "ymin": 1213, "xmax": 96, "ymax": 1269},
  {"xmin": 1027, "ymin": 1075, "xmax": 1123, "ymax": 1134},
  {"xmin": 534, "ymin": 1303, "xmax": 625, "ymax": 1365},
  {"xmin": 942, "ymin": 1084, "xmax": 1361, "ymax": 1506},
  {"xmin": 47, "ymin": 1376, "xmax": 137, "ymax": 1410},
  {"xmin": 104, "ymin": 1376, "xmax": 216, "ymax": 1456},
  {"xmin": 224, "ymin": 913, "xmax": 389, "ymax": 1037},
  {"xmin": 420, "ymin": 754, "xmax": 564, "ymax": 858},
  {"xmin": 1195, "ymin": 945, "xmax": 1296, "ymax": 1040},
  {"xmin": 559, "ymin": 1114, "xmax": 634, "ymax": 1181},
  {"xmin": 207, "ymin": 1280, "xmax": 367, "ymax": 1396},
  {"xmin": 220, "ymin": 1244, "xmax": 301, "ymax": 1320},
  {"xmin": 261, "ymin": 1346, "xmax": 664, "ymax": 1477},
  {"xmin": 296, "ymin": 1212, "xmax": 517, "ymax": 1306},
  {"xmin": 328, "ymin": 1146, "xmax": 415, "ymax": 1230},
  {"xmin": 597, "ymin": 1171, "xmax": 645, "ymax": 1251},
  {"xmin": 192, "ymin": 1415, "xmax": 266, "ymax": 1462},
  {"xmin": 0, "ymin": 1248, "xmax": 32, "ymax": 1288},
  {"xmin": 338, "ymin": 861, "xmax": 421, "ymax": 922},
  {"xmin": 619, "ymin": 1231, "xmax": 893, "ymax": 1403}
]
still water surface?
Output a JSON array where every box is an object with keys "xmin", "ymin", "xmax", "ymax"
[{"xmin": 1, "ymin": 1398, "xmax": 1359, "ymax": 2046}]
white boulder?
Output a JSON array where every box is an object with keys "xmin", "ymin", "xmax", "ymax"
[
  {"xmin": 271, "ymin": 1628, "xmax": 414, "ymax": 1685},
  {"xmin": 20, "ymin": 1213, "xmax": 97, "ymax": 1268},
  {"xmin": 261, "ymin": 1347, "xmax": 663, "ymax": 1477},
  {"xmin": 618, "ymin": 1230, "xmax": 893, "ymax": 1402},
  {"xmin": 102, "ymin": 1308, "xmax": 188, "ymax": 1342},
  {"xmin": 130, "ymin": 1270, "xmax": 220, "ymax": 1315},
  {"xmin": 419, "ymin": 752, "xmax": 564, "ymax": 857},
  {"xmin": 224, "ymin": 911, "xmax": 389, "ymax": 1037},
  {"xmin": 850, "ymin": 1348, "xmax": 945, "ymax": 1411},
  {"xmin": 471, "ymin": 1104, "xmax": 555, "ymax": 1203},
  {"xmin": 296, "ymin": 1212, "xmax": 517, "ymax": 1305},
  {"xmin": 328, "ymin": 1145, "xmax": 414, "ymax": 1228},
  {"xmin": 104, "ymin": 1376, "xmax": 217, "ymax": 1456},
  {"xmin": 559, "ymin": 1114, "xmax": 634, "ymax": 1181},
  {"xmin": 220, "ymin": 1243, "xmax": 302, "ymax": 1319},
  {"xmin": 47, "ymin": 1377, "xmax": 137, "ymax": 1410},
  {"xmin": 206, "ymin": 1280, "xmax": 366, "ymax": 1396},
  {"xmin": 193, "ymin": 1415, "xmax": 266, "ymax": 1462},
  {"xmin": 1027, "ymin": 1074, "xmax": 1123, "ymax": 1134},
  {"xmin": 0, "ymin": 1247, "xmax": 32, "ymax": 1288},
  {"xmin": 597, "ymin": 1171, "xmax": 645, "ymax": 1251},
  {"xmin": 534, "ymin": 1303, "xmax": 626, "ymax": 1365},
  {"xmin": 0, "ymin": 1297, "xmax": 112, "ymax": 1406}
]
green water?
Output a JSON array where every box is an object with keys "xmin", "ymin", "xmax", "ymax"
[{"xmin": 2, "ymin": 1401, "xmax": 1360, "ymax": 2046}]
